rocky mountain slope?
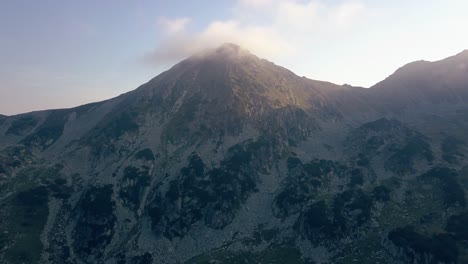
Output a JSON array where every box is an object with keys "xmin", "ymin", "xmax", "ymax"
[{"xmin": 0, "ymin": 44, "xmax": 467, "ymax": 264}]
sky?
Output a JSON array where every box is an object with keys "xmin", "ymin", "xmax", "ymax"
[{"xmin": 1, "ymin": 0, "xmax": 468, "ymax": 115}]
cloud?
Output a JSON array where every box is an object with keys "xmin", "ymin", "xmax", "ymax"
[
  {"xmin": 238, "ymin": 0, "xmax": 274, "ymax": 8},
  {"xmin": 197, "ymin": 20, "xmax": 290, "ymax": 56},
  {"xmin": 144, "ymin": 0, "xmax": 372, "ymax": 73},
  {"xmin": 144, "ymin": 20, "xmax": 290, "ymax": 66},
  {"xmin": 273, "ymin": 0, "xmax": 370, "ymax": 32},
  {"xmin": 329, "ymin": 1, "xmax": 368, "ymax": 28},
  {"xmin": 158, "ymin": 17, "xmax": 191, "ymax": 34}
]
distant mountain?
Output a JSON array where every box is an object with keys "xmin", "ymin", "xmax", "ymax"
[
  {"xmin": 0, "ymin": 44, "xmax": 467, "ymax": 264},
  {"xmin": 370, "ymin": 50, "xmax": 468, "ymax": 111}
]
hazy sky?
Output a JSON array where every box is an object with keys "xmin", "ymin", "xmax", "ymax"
[{"xmin": 1, "ymin": 0, "xmax": 468, "ymax": 115}]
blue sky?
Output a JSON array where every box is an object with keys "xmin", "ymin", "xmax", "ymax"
[{"xmin": 1, "ymin": 0, "xmax": 468, "ymax": 115}]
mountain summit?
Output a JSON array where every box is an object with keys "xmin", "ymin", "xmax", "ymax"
[
  {"xmin": 122, "ymin": 44, "xmax": 356, "ymax": 145},
  {"xmin": 370, "ymin": 50, "xmax": 468, "ymax": 109},
  {"xmin": 199, "ymin": 43, "xmax": 251, "ymax": 58},
  {"xmin": 141, "ymin": 43, "xmax": 344, "ymax": 113},
  {"xmin": 0, "ymin": 45, "xmax": 468, "ymax": 264}
]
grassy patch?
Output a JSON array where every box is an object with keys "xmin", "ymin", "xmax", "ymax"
[
  {"xmin": 6, "ymin": 116, "xmax": 38, "ymax": 136},
  {"xmin": 386, "ymin": 136, "xmax": 433, "ymax": 174},
  {"xmin": 2, "ymin": 186, "xmax": 49, "ymax": 264},
  {"xmin": 21, "ymin": 111, "xmax": 69, "ymax": 149},
  {"xmin": 420, "ymin": 167, "xmax": 466, "ymax": 208}
]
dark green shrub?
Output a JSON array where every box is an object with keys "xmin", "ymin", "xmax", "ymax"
[
  {"xmin": 134, "ymin": 148, "xmax": 155, "ymax": 161},
  {"xmin": 287, "ymin": 157, "xmax": 302, "ymax": 170},
  {"xmin": 73, "ymin": 185, "xmax": 116, "ymax": 259},
  {"xmin": 388, "ymin": 226, "xmax": 458, "ymax": 263},
  {"xmin": 349, "ymin": 169, "xmax": 364, "ymax": 187},
  {"xmin": 6, "ymin": 116, "xmax": 38, "ymax": 135},
  {"xmin": 372, "ymin": 185, "xmax": 391, "ymax": 202},
  {"xmin": 446, "ymin": 212, "xmax": 468, "ymax": 241},
  {"xmin": 421, "ymin": 167, "xmax": 466, "ymax": 207}
]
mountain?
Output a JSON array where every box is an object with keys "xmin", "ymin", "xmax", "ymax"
[
  {"xmin": 370, "ymin": 50, "xmax": 468, "ymax": 111},
  {"xmin": 0, "ymin": 44, "xmax": 467, "ymax": 264}
]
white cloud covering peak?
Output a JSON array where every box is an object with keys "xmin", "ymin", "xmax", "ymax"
[{"xmin": 146, "ymin": 0, "xmax": 370, "ymax": 66}]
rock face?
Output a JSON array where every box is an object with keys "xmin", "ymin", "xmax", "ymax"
[{"xmin": 0, "ymin": 44, "xmax": 468, "ymax": 263}]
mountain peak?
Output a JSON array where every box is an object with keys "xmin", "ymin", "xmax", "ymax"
[
  {"xmin": 451, "ymin": 49, "xmax": 468, "ymax": 60},
  {"xmin": 213, "ymin": 43, "xmax": 250, "ymax": 58},
  {"xmin": 190, "ymin": 43, "xmax": 252, "ymax": 62},
  {"xmin": 215, "ymin": 43, "xmax": 243, "ymax": 53},
  {"xmin": 458, "ymin": 49, "xmax": 468, "ymax": 55},
  {"xmin": 138, "ymin": 42, "xmax": 348, "ymax": 128}
]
